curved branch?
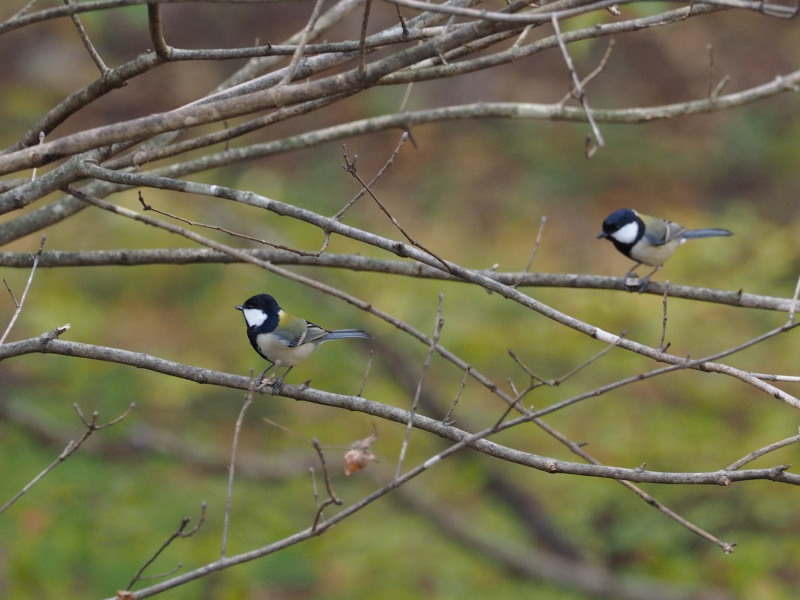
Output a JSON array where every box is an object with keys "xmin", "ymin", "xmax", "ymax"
[
  {"xmin": 104, "ymin": 71, "xmax": 800, "ymax": 180},
  {"xmin": 2, "ymin": 332, "xmax": 799, "ymax": 486}
]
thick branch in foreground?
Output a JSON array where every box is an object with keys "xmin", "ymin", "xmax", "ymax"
[{"xmin": 1, "ymin": 332, "xmax": 798, "ymax": 487}]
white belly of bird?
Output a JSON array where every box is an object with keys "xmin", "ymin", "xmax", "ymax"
[
  {"xmin": 629, "ymin": 238, "xmax": 684, "ymax": 266},
  {"xmin": 256, "ymin": 333, "xmax": 318, "ymax": 367}
]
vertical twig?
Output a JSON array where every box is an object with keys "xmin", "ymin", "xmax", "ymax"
[
  {"xmin": 398, "ymin": 80, "xmax": 415, "ymax": 111},
  {"xmin": 311, "ymin": 438, "xmax": 343, "ymax": 530},
  {"xmin": 393, "ymin": 2, "xmax": 409, "ymax": 37},
  {"xmin": 1, "ymin": 235, "xmax": 46, "ymax": 346},
  {"xmin": 221, "ymin": 381, "xmax": 255, "ymax": 557},
  {"xmin": 551, "ymin": 14, "xmax": 605, "ymax": 157},
  {"xmin": 282, "ymin": 0, "xmax": 328, "ymax": 84},
  {"xmin": 147, "ymin": 1, "xmax": 173, "ymax": 59},
  {"xmin": 442, "ymin": 367, "xmax": 470, "ymax": 425},
  {"xmin": 30, "ymin": 131, "xmax": 44, "ymax": 181},
  {"xmin": 658, "ymin": 281, "xmax": 671, "ymax": 352},
  {"xmin": 396, "ymin": 294, "xmax": 444, "ymax": 478},
  {"xmin": 706, "ymin": 43, "xmax": 730, "ymax": 98},
  {"xmin": 356, "ymin": 349, "xmax": 374, "ymax": 397},
  {"xmin": 358, "ymin": 0, "xmax": 373, "ymax": 77},
  {"xmin": 513, "ymin": 215, "xmax": 547, "ymax": 287},
  {"xmin": 788, "ymin": 273, "xmax": 800, "ymax": 324}
]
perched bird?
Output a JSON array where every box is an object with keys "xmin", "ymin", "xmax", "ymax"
[
  {"xmin": 236, "ymin": 294, "xmax": 371, "ymax": 392},
  {"xmin": 598, "ymin": 208, "xmax": 732, "ymax": 291}
]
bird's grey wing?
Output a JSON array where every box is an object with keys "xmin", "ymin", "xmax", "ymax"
[
  {"xmin": 302, "ymin": 322, "xmax": 332, "ymax": 345},
  {"xmin": 641, "ymin": 216, "xmax": 685, "ymax": 246},
  {"xmin": 272, "ymin": 314, "xmax": 311, "ymax": 347},
  {"xmin": 663, "ymin": 220, "xmax": 687, "ymax": 243}
]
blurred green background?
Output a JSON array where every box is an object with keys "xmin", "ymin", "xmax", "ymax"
[{"xmin": 1, "ymin": 2, "xmax": 799, "ymax": 599}]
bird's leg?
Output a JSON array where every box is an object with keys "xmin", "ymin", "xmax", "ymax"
[
  {"xmin": 637, "ymin": 265, "xmax": 662, "ymax": 293},
  {"xmin": 256, "ymin": 363, "xmax": 275, "ymax": 388},
  {"xmin": 622, "ymin": 262, "xmax": 644, "ymax": 292},
  {"xmin": 270, "ymin": 366, "xmax": 293, "ymax": 394},
  {"xmin": 625, "ymin": 262, "xmax": 642, "ymax": 279}
]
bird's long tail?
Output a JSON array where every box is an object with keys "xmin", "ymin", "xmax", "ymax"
[
  {"xmin": 682, "ymin": 227, "xmax": 733, "ymax": 239},
  {"xmin": 321, "ymin": 329, "xmax": 371, "ymax": 341}
]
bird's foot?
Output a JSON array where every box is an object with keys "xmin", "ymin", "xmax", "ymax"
[
  {"xmin": 269, "ymin": 373, "xmax": 290, "ymax": 395},
  {"xmin": 636, "ymin": 276, "xmax": 652, "ymax": 293},
  {"xmin": 255, "ymin": 376, "xmax": 274, "ymax": 392},
  {"xmin": 635, "ymin": 266, "xmax": 661, "ymax": 293},
  {"xmin": 623, "ymin": 265, "xmax": 642, "ymax": 292}
]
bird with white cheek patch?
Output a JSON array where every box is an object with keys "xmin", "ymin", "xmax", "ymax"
[
  {"xmin": 598, "ymin": 208, "xmax": 733, "ymax": 292},
  {"xmin": 236, "ymin": 294, "xmax": 371, "ymax": 392}
]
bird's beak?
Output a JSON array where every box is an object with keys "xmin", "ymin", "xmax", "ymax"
[
  {"xmin": 235, "ymin": 305, "xmax": 243, "ymax": 311},
  {"xmin": 596, "ymin": 231, "xmax": 608, "ymax": 239}
]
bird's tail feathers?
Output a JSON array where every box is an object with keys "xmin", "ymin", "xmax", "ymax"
[
  {"xmin": 682, "ymin": 227, "xmax": 733, "ymax": 239},
  {"xmin": 322, "ymin": 329, "xmax": 371, "ymax": 341}
]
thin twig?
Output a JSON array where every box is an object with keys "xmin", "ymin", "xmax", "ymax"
[
  {"xmin": 311, "ymin": 438, "xmax": 343, "ymax": 531},
  {"xmin": 559, "ymin": 37, "xmax": 616, "ymax": 105},
  {"xmin": 358, "ymin": 0, "xmax": 373, "ymax": 77},
  {"xmin": 726, "ymin": 433, "xmax": 800, "ymax": 471},
  {"xmin": 65, "ymin": 0, "xmax": 110, "ymax": 73},
  {"xmin": 137, "ymin": 191, "xmax": 321, "ymax": 257},
  {"xmin": 658, "ymin": 281, "xmax": 671, "ymax": 352},
  {"xmin": 30, "ymin": 131, "xmax": 44, "ymax": 181},
  {"xmin": 0, "ymin": 235, "xmax": 46, "ymax": 346},
  {"xmin": 551, "ymin": 14, "xmax": 604, "ymax": 157},
  {"xmin": 442, "ymin": 366, "xmax": 470, "ymax": 425},
  {"xmin": 222, "ymin": 380, "xmax": 256, "ymax": 557},
  {"xmin": 509, "ymin": 331, "xmax": 625, "ymax": 391},
  {"xmin": 398, "ymin": 80, "xmax": 415, "ymax": 111},
  {"xmin": 529, "ymin": 417, "xmax": 737, "ymax": 554},
  {"xmin": 512, "ymin": 24, "xmax": 533, "ymax": 49},
  {"xmin": 788, "ymin": 273, "xmax": 800, "ymax": 324},
  {"xmin": 333, "ymin": 132, "xmax": 411, "ymax": 220},
  {"xmin": 396, "ymin": 294, "xmax": 444, "ymax": 478},
  {"xmin": 705, "ymin": 43, "xmax": 732, "ymax": 99},
  {"xmin": 750, "ymin": 373, "xmax": 800, "ymax": 382},
  {"xmin": 513, "ymin": 215, "xmax": 547, "ymax": 287},
  {"xmin": 341, "ymin": 152, "xmax": 454, "ymax": 273},
  {"xmin": 2, "ymin": 279, "xmax": 18, "ymax": 305},
  {"xmin": 357, "ymin": 349, "xmax": 374, "ymax": 397},
  {"xmin": 10, "ymin": 0, "xmax": 40, "ymax": 19},
  {"xmin": 126, "ymin": 503, "xmax": 207, "ymax": 590},
  {"xmin": 282, "ymin": 0, "xmax": 328, "ymax": 84},
  {"xmin": 0, "ymin": 402, "xmax": 134, "ymax": 516}
]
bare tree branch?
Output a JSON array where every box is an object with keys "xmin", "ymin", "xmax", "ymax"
[
  {"xmin": 0, "ymin": 400, "xmax": 134, "ymax": 516},
  {"xmin": 0, "ymin": 235, "xmax": 46, "ymax": 345}
]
